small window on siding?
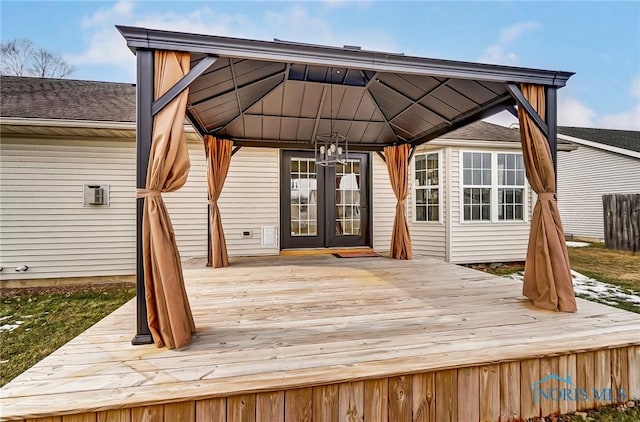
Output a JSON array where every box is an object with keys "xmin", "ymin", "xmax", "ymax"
[
  {"xmin": 497, "ymin": 153, "xmax": 525, "ymax": 221},
  {"xmin": 414, "ymin": 152, "xmax": 440, "ymax": 222}
]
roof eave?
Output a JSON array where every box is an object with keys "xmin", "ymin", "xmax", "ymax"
[
  {"xmin": 558, "ymin": 134, "xmax": 640, "ymax": 158},
  {"xmin": 116, "ymin": 25, "xmax": 574, "ymax": 87}
]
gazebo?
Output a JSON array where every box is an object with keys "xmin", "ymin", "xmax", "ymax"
[{"xmin": 117, "ymin": 26, "xmax": 576, "ymax": 349}]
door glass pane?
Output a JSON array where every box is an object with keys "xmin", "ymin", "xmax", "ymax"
[
  {"xmin": 335, "ymin": 159, "xmax": 361, "ymax": 236},
  {"xmin": 290, "ymin": 157, "xmax": 317, "ymax": 236}
]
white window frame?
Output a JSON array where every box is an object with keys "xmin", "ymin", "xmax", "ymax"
[
  {"xmin": 459, "ymin": 150, "xmax": 529, "ymax": 224},
  {"xmin": 496, "ymin": 152, "xmax": 527, "ymax": 222},
  {"xmin": 412, "ymin": 150, "xmax": 443, "ymax": 224}
]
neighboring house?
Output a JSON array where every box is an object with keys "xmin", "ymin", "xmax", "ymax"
[
  {"xmin": 556, "ymin": 127, "xmax": 640, "ymax": 241},
  {"xmin": 1, "ymin": 76, "xmax": 571, "ymax": 283}
]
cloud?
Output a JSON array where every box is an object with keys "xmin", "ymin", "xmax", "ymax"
[
  {"xmin": 499, "ymin": 22, "xmax": 541, "ymax": 44},
  {"xmin": 69, "ymin": 1, "xmax": 397, "ymax": 81},
  {"xmin": 557, "ymin": 80, "xmax": 640, "ymax": 130},
  {"xmin": 479, "ymin": 21, "xmax": 541, "ymax": 65},
  {"xmin": 598, "ymin": 104, "xmax": 640, "ymax": 130},
  {"xmin": 558, "ymin": 95, "xmax": 597, "ymax": 127},
  {"xmin": 479, "ymin": 46, "xmax": 518, "ymax": 66}
]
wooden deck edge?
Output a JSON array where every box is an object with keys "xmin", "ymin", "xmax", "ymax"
[{"xmin": 9, "ymin": 345, "xmax": 640, "ymax": 422}]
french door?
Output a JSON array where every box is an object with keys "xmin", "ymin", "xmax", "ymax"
[{"xmin": 280, "ymin": 150, "xmax": 370, "ymax": 249}]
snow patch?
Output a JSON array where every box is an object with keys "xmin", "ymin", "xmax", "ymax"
[
  {"xmin": 508, "ymin": 270, "xmax": 640, "ymax": 308},
  {"xmin": 566, "ymin": 241, "xmax": 590, "ymax": 248}
]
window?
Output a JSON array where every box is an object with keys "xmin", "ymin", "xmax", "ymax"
[
  {"xmin": 462, "ymin": 152, "xmax": 491, "ymax": 221},
  {"xmin": 461, "ymin": 151, "xmax": 527, "ymax": 222},
  {"xmin": 497, "ymin": 153, "xmax": 526, "ymax": 221},
  {"xmin": 290, "ymin": 157, "xmax": 317, "ymax": 236},
  {"xmin": 414, "ymin": 152, "xmax": 440, "ymax": 222}
]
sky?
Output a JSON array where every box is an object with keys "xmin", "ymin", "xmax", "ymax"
[{"xmin": 1, "ymin": 1, "xmax": 639, "ymax": 130}]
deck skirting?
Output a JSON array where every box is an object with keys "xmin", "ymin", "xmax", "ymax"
[{"xmin": 16, "ymin": 346, "xmax": 640, "ymax": 422}]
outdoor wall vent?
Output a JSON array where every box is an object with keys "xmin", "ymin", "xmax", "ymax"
[
  {"xmin": 261, "ymin": 226, "xmax": 278, "ymax": 248},
  {"xmin": 83, "ymin": 184, "xmax": 109, "ymax": 206}
]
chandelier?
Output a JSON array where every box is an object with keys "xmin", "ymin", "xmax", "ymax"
[{"xmin": 315, "ymin": 68, "xmax": 348, "ymax": 167}]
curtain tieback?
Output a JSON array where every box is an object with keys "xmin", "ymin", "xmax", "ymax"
[
  {"xmin": 208, "ymin": 199, "xmax": 218, "ymax": 205},
  {"xmin": 538, "ymin": 192, "xmax": 556, "ymax": 201},
  {"xmin": 136, "ymin": 189, "xmax": 162, "ymax": 199}
]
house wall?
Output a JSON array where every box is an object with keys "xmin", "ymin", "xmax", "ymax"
[
  {"xmin": 557, "ymin": 145, "xmax": 640, "ymax": 240},
  {"xmin": 0, "ymin": 134, "xmax": 279, "ymax": 282},
  {"xmin": 447, "ymin": 145, "xmax": 532, "ymax": 264},
  {"xmin": 1, "ymin": 129, "xmax": 540, "ymax": 283},
  {"xmin": 0, "ymin": 136, "xmax": 138, "ymax": 281},
  {"xmin": 371, "ymin": 153, "xmax": 395, "ymax": 252},
  {"xmin": 164, "ymin": 145, "xmax": 281, "ymax": 260},
  {"xmin": 0, "ymin": 131, "xmax": 388, "ymax": 283}
]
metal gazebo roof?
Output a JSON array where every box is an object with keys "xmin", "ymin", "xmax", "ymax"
[{"xmin": 118, "ymin": 26, "xmax": 573, "ymax": 151}]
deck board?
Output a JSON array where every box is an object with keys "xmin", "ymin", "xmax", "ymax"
[{"xmin": 1, "ymin": 255, "xmax": 639, "ymax": 421}]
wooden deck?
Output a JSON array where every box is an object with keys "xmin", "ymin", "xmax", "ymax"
[{"xmin": 1, "ymin": 255, "xmax": 639, "ymax": 421}]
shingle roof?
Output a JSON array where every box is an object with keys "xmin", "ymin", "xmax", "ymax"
[
  {"xmin": 443, "ymin": 120, "xmax": 521, "ymax": 142},
  {"xmin": 0, "ymin": 75, "xmax": 136, "ymax": 122},
  {"xmin": 558, "ymin": 126, "xmax": 640, "ymax": 153}
]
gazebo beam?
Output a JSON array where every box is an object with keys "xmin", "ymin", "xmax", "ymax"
[
  {"xmin": 152, "ymin": 56, "xmax": 217, "ymax": 116},
  {"xmin": 506, "ymin": 83, "xmax": 549, "ymax": 137}
]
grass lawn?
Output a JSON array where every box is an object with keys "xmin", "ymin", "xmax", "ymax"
[
  {"xmin": 567, "ymin": 242, "xmax": 639, "ymax": 293},
  {"xmin": 0, "ymin": 283, "xmax": 135, "ymax": 387}
]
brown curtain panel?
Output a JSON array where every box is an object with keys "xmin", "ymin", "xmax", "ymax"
[
  {"xmin": 205, "ymin": 135, "xmax": 233, "ymax": 268},
  {"xmin": 139, "ymin": 50, "xmax": 196, "ymax": 349},
  {"xmin": 518, "ymin": 84, "xmax": 577, "ymax": 312},
  {"xmin": 384, "ymin": 144, "xmax": 413, "ymax": 260}
]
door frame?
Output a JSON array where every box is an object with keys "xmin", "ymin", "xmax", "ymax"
[{"xmin": 280, "ymin": 149, "xmax": 372, "ymax": 250}]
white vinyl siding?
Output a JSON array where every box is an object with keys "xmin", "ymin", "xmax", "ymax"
[
  {"xmin": 0, "ymin": 137, "xmax": 137, "ymax": 280},
  {"xmin": 372, "ymin": 153, "xmax": 395, "ymax": 252},
  {"xmin": 450, "ymin": 147, "xmax": 532, "ymax": 264},
  {"xmin": 218, "ymin": 148, "xmax": 279, "ymax": 256},
  {"xmin": 0, "ymin": 135, "xmax": 279, "ymax": 282},
  {"xmin": 557, "ymin": 145, "xmax": 640, "ymax": 240},
  {"xmin": 165, "ymin": 146, "xmax": 280, "ymax": 260},
  {"xmin": 407, "ymin": 145, "xmax": 446, "ymax": 260}
]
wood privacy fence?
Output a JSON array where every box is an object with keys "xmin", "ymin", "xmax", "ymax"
[{"xmin": 603, "ymin": 193, "xmax": 640, "ymax": 252}]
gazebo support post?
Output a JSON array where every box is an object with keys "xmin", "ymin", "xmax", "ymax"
[
  {"xmin": 545, "ymin": 86, "xmax": 558, "ymax": 180},
  {"xmin": 132, "ymin": 49, "xmax": 154, "ymax": 345}
]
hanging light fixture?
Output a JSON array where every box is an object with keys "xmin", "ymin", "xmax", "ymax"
[{"xmin": 315, "ymin": 68, "xmax": 348, "ymax": 167}]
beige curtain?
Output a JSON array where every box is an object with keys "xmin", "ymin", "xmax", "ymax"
[
  {"xmin": 205, "ymin": 135, "xmax": 233, "ymax": 268},
  {"xmin": 518, "ymin": 84, "xmax": 577, "ymax": 312},
  {"xmin": 384, "ymin": 144, "xmax": 413, "ymax": 260},
  {"xmin": 138, "ymin": 51, "xmax": 196, "ymax": 349}
]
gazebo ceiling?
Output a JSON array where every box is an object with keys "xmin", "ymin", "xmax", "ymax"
[{"xmin": 118, "ymin": 26, "xmax": 574, "ymax": 151}]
